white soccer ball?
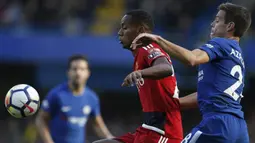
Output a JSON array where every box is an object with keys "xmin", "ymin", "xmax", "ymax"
[{"xmin": 5, "ymin": 84, "xmax": 40, "ymax": 118}]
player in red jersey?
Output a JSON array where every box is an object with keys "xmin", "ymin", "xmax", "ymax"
[{"xmin": 93, "ymin": 10, "xmax": 183, "ymax": 143}]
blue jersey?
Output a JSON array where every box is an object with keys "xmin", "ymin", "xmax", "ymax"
[
  {"xmin": 198, "ymin": 37, "xmax": 245, "ymax": 118},
  {"xmin": 41, "ymin": 83, "xmax": 101, "ymax": 143}
]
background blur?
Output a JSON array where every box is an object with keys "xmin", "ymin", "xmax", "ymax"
[{"xmin": 0, "ymin": 0, "xmax": 255, "ymax": 142}]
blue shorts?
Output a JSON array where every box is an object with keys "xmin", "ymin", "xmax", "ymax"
[{"xmin": 181, "ymin": 113, "xmax": 249, "ymax": 143}]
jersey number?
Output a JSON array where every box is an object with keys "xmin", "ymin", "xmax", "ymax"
[
  {"xmin": 224, "ymin": 65, "xmax": 243, "ymax": 101},
  {"xmin": 181, "ymin": 133, "xmax": 192, "ymax": 143}
]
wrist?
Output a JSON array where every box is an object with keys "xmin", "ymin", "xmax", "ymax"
[
  {"xmin": 156, "ymin": 35, "xmax": 162, "ymax": 43},
  {"xmin": 106, "ymin": 134, "xmax": 114, "ymax": 139},
  {"xmin": 139, "ymin": 70, "xmax": 145, "ymax": 78}
]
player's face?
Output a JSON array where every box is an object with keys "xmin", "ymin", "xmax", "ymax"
[
  {"xmin": 68, "ymin": 60, "xmax": 90, "ymax": 86},
  {"xmin": 210, "ymin": 10, "xmax": 229, "ymax": 38},
  {"xmin": 118, "ymin": 15, "xmax": 140, "ymax": 49}
]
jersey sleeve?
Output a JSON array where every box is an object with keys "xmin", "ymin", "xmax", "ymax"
[
  {"xmin": 41, "ymin": 90, "xmax": 58, "ymax": 116},
  {"xmin": 140, "ymin": 43, "xmax": 168, "ymax": 66},
  {"xmin": 199, "ymin": 38, "xmax": 225, "ymax": 61},
  {"xmin": 90, "ymin": 91, "xmax": 101, "ymax": 117}
]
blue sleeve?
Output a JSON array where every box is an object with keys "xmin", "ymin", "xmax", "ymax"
[
  {"xmin": 90, "ymin": 91, "xmax": 101, "ymax": 117},
  {"xmin": 199, "ymin": 38, "xmax": 225, "ymax": 61},
  {"xmin": 41, "ymin": 90, "xmax": 58, "ymax": 116}
]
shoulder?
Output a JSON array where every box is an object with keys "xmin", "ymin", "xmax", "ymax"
[
  {"xmin": 138, "ymin": 42, "xmax": 165, "ymax": 56},
  {"xmin": 210, "ymin": 37, "xmax": 225, "ymax": 42},
  {"xmin": 47, "ymin": 82, "xmax": 68, "ymax": 97},
  {"xmin": 85, "ymin": 86, "xmax": 99, "ymax": 101},
  {"xmin": 208, "ymin": 37, "xmax": 233, "ymax": 48},
  {"xmin": 205, "ymin": 37, "xmax": 223, "ymax": 47},
  {"xmin": 202, "ymin": 38, "xmax": 233, "ymax": 53},
  {"xmin": 42, "ymin": 83, "xmax": 67, "ymax": 108},
  {"xmin": 138, "ymin": 42, "xmax": 161, "ymax": 51}
]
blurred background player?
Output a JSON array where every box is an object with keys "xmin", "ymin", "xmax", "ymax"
[
  {"xmin": 94, "ymin": 10, "xmax": 183, "ymax": 143},
  {"xmin": 36, "ymin": 55, "xmax": 113, "ymax": 143},
  {"xmin": 132, "ymin": 2, "xmax": 251, "ymax": 143}
]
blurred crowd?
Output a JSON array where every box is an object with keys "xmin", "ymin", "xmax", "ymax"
[{"xmin": 1, "ymin": 0, "xmax": 254, "ymax": 36}]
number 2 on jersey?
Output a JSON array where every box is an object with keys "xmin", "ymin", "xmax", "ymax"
[{"xmin": 224, "ymin": 65, "xmax": 243, "ymax": 101}]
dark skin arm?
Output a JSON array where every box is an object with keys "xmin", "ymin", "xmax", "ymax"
[
  {"xmin": 179, "ymin": 92, "xmax": 198, "ymax": 110},
  {"xmin": 122, "ymin": 57, "xmax": 173, "ymax": 87}
]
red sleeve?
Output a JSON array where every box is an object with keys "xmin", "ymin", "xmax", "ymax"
[{"xmin": 139, "ymin": 43, "xmax": 169, "ymax": 66}]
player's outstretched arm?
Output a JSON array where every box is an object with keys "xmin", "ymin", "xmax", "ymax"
[
  {"xmin": 35, "ymin": 110, "xmax": 54, "ymax": 143},
  {"xmin": 93, "ymin": 115, "xmax": 114, "ymax": 139},
  {"xmin": 157, "ymin": 37, "xmax": 210, "ymax": 66},
  {"xmin": 179, "ymin": 92, "xmax": 198, "ymax": 110},
  {"xmin": 132, "ymin": 33, "xmax": 210, "ymax": 66}
]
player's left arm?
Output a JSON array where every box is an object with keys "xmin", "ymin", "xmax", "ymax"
[
  {"xmin": 91, "ymin": 93, "xmax": 113, "ymax": 139},
  {"xmin": 93, "ymin": 115, "xmax": 114, "ymax": 139}
]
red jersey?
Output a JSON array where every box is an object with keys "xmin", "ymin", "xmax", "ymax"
[{"xmin": 133, "ymin": 42, "xmax": 183, "ymax": 140}]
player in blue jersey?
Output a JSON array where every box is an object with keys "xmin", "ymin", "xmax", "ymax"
[
  {"xmin": 131, "ymin": 2, "xmax": 251, "ymax": 143},
  {"xmin": 36, "ymin": 55, "xmax": 113, "ymax": 143}
]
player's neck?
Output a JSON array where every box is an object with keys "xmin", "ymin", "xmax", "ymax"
[
  {"xmin": 132, "ymin": 49, "xmax": 138, "ymax": 57},
  {"xmin": 72, "ymin": 88, "xmax": 84, "ymax": 95},
  {"xmin": 68, "ymin": 82, "xmax": 85, "ymax": 96},
  {"xmin": 227, "ymin": 35, "xmax": 240, "ymax": 42},
  {"xmin": 229, "ymin": 37, "xmax": 240, "ymax": 42}
]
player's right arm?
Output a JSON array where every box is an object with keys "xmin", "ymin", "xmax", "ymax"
[
  {"xmin": 179, "ymin": 92, "xmax": 198, "ymax": 110},
  {"xmin": 36, "ymin": 91, "xmax": 57, "ymax": 143},
  {"xmin": 132, "ymin": 33, "xmax": 214, "ymax": 66},
  {"xmin": 36, "ymin": 110, "xmax": 54, "ymax": 143}
]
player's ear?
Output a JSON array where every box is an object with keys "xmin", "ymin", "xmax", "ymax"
[
  {"xmin": 88, "ymin": 69, "xmax": 91, "ymax": 77},
  {"xmin": 227, "ymin": 22, "xmax": 235, "ymax": 32},
  {"xmin": 138, "ymin": 25, "xmax": 146, "ymax": 34},
  {"xmin": 66, "ymin": 70, "xmax": 70, "ymax": 78}
]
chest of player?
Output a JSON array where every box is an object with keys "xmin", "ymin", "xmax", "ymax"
[{"xmin": 57, "ymin": 94, "xmax": 93, "ymax": 117}]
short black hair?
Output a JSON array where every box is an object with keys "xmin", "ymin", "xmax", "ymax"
[
  {"xmin": 68, "ymin": 54, "xmax": 89, "ymax": 69},
  {"xmin": 126, "ymin": 9, "xmax": 154, "ymax": 31},
  {"xmin": 218, "ymin": 2, "xmax": 251, "ymax": 37}
]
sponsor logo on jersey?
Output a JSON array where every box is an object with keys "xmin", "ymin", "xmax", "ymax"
[
  {"xmin": 61, "ymin": 106, "xmax": 71, "ymax": 112},
  {"xmin": 68, "ymin": 117, "xmax": 87, "ymax": 127},
  {"xmin": 148, "ymin": 48, "xmax": 163, "ymax": 59},
  {"xmin": 205, "ymin": 44, "xmax": 214, "ymax": 48},
  {"xmin": 83, "ymin": 105, "xmax": 91, "ymax": 115}
]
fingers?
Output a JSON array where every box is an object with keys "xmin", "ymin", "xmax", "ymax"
[
  {"xmin": 122, "ymin": 74, "xmax": 134, "ymax": 87},
  {"xmin": 131, "ymin": 33, "xmax": 147, "ymax": 50},
  {"xmin": 130, "ymin": 42, "xmax": 143, "ymax": 50},
  {"xmin": 132, "ymin": 33, "xmax": 145, "ymax": 44},
  {"xmin": 131, "ymin": 33, "xmax": 157, "ymax": 50},
  {"xmin": 122, "ymin": 71, "xmax": 143, "ymax": 87}
]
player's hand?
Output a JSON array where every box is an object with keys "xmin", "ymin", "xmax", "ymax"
[
  {"xmin": 106, "ymin": 134, "xmax": 115, "ymax": 139},
  {"xmin": 122, "ymin": 70, "xmax": 143, "ymax": 87},
  {"xmin": 131, "ymin": 33, "xmax": 160, "ymax": 50},
  {"xmin": 44, "ymin": 141, "xmax": 54, "ymax": 143}
]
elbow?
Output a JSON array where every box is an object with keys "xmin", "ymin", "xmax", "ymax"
[
  {"xmin": 187, "ymin": 59, "xmax": 197, "ymax": 67},
  {"xmin": 167, "ymin": 66, "xmax": 173, "ymax": 76},
  {"xmin": 35, "ymin": 114, "xmax": 47, "ymax": 128},
  {"xmin": 162, "ymin": 64, "xmax": 173, "ymax": 77},
  {"xmin": 35, "ymin": 116, "xmax": 42, "ymax": 127}
]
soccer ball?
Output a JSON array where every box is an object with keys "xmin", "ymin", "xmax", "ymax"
[{"xmin": 5, "ymin": 84, "xmax": 40, "ymax": 118}]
